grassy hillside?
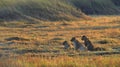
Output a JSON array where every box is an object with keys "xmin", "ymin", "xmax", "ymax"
[
  {"xmin": 70, "ymin": 0, "xmax": 120, "ymax": 15},
  {"xmin": 0, "ymin": 0, "xmax": 86, "ymax": 21},
  {"xmin": 0, "ymin": 0, "xmax": 120, "ymax": 21},
  {"xmin": 111, "ymin": 0, "xmax": 120, "ymax": 6}
]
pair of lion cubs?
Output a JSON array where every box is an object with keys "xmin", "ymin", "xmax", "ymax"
[{"xmin": 63, "ymin": 35, "xmax": 94, "ymax": 51}]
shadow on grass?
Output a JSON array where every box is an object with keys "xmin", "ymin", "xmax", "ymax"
[{"xmin": 14, "ymin": 49, "xmax": 60, "ymax": 54}]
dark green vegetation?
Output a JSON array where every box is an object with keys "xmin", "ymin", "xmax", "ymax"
[
  {"xmin": 70, "ymin": 0, "xmax": 120, "ymax": 15},
  {"xmin": 0, "ymin": 0, "xmax": 120, "ymax": 21},
  {"xmin": 0, "ymin": 0, "xmax": 85, "ymax": 21}
]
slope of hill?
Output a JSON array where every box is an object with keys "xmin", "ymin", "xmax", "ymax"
[
  {"xmin": 70, "ymin": 0, "xmax": 120, "ymax": 15},
  {"xmin": 0, "ymin": 0, "xmax": 120, "ymax": 22},
  {"xmin": 111, "ymin": 0, "xmax": 120, "ymax": 6},
  {"xmin": 0, "ymin": 0, "xmax": 86, "ymax": 21}
]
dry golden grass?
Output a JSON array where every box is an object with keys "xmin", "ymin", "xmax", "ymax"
[
  {"xmin": 0, "ymin": 16, "xmax": 120, "ymax": 67},
  {"xmin": 0, "ymin": 55, "xmax": 120, "ymax": 67}
]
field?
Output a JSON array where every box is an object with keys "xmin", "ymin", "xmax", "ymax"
[{"xmin": 0, "ymin": 16, "xmax": 120, "ymax": 67}]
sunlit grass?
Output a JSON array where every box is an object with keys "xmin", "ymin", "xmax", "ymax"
[
  {"xmin": 0, "ymin": 16, "xmax": 120, "ymax": 67},
  {"xmin": 0, "ymin": 55, "xmax": 120, "ymax": 67}
]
